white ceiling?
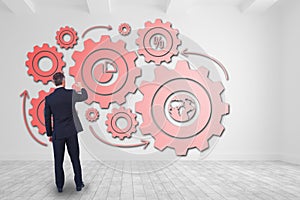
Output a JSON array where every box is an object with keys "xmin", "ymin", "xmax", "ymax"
[{"xmin": 0, "ymin": 0, "xmax": 280, "ymax": 14}]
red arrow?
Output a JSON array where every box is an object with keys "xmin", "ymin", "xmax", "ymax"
[
  {"xmin": 20, "ymin": 90, "xmax": 47, "ymax": 147},
  {"xmin": 89, "ymin": 125, "xmax": 150, "ymax": 149},
  {"xmin": 82, "ymin": 25, "xmax": 113, "ymax": 38},
  {"xmin": 181, "ymin": 48, "xmax": 229, "ymax": 81}
]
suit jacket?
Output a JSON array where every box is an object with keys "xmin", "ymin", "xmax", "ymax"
[{"xmin": 44, "ymin": 87, "xmax": 88, "ymax": 140}]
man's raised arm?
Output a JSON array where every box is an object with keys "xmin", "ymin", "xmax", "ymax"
[{"xmin": 73, "ymin": 82, "xmax": 88, "ymax": 102}]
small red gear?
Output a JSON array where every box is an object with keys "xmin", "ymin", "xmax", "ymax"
[
  {"xmin": 26, "ymin": 44, "xmax": 65, "ymax": 84},
  {"xmin": 105, "ymin": 107, "xmax": 138, "ymax": 140},
  {"xmin": 56, "ymin": 26, "xmax": 78, "ymax": 49},
  {"xmin": 69, "ymin": 35, "xmax": 141, "ymax": 108},
  {"xmin": 136, "ymin": 18, "xmax": 181, "ymax": 65},
  {"xmin": 118, "ymin": 23, "xmax": 131, "ymax": 36},
  {"xmin": 85, "ymin": 108, "xmax": 99, "ymax": 122},
  {"xmin": 29, "ymin": 88, "xmax": 55, "ymax": 135},
  {"xmin": 136, "ymin": 60, "xmax": 229, "ymax": 156}
]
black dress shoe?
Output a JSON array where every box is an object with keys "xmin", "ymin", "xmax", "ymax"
[
  {"xmin": 57, "ymin": 188, "xmax": 63, "ymax": 193},
  {"xmin": 76, "ymin": 183, "xmax": 85, "ymax": 191}
]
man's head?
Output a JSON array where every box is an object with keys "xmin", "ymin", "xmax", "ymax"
[{"xmin": 53, "ymin": 72, "xmax": 65, "ymax": 87}]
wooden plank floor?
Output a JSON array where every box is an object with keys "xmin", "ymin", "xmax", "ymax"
[{"xmin": 0, "ymin": 160, "xmax": 299, "ymax": 200}]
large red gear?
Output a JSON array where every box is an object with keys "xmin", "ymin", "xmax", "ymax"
[
  {"xmin": 136, "ymin": 60, "xmax": 230, "ymax": 156},
  {"xmin": 26, "ymin": 44, "xmax": 65, "ymax": 84},
  {"xmin": 29, "ymin": 88, "xmax": 55, "ymax": 135},
  {"xmin": 105, "ymin": 107, "xmax": 138, "ymax": 140},
  {"xmin": 69, "ymin": 35, "xmax": 141, "ymax": 108},
  {"xmin": 136, "ymin": 18, "xmax": 181, "ymax": 65},
  {"xmin": 56, "ymin": 26, "xmax": 78, "ymax": 49}
]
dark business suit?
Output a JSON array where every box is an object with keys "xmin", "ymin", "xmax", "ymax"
[{"xmin": 44, "ymin": 87, "xmax": 88, "ymax": 189}]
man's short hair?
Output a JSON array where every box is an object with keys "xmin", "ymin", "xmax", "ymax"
[{"xmin": 53, "ymin": 72, "xmax": 65, "ymax": 86}]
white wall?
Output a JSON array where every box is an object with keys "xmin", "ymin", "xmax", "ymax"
[
  {"xmin": 281, "ymin": 0, "xmax": 300, "ymax": 164},
  {"xmin": 0, "ymin": 3, "xmax": 283, "ymax": 161}
]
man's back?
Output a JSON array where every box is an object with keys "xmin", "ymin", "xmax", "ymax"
[{"xmin": 45, "ymin": 87, "xmax": 88, "ymax": 139}]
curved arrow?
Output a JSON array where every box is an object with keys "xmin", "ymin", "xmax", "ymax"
[
  {"xmin": 181, "ymin": 48, "xmax": 229, "ymax": 81},
  {"xmin": 20, "ymin": 90, "xmax": 47, "ymax": 147},
  {"xmin": 89, "ymin": 125, "xmax": 150, "ymax": 149},
  {"xmin": 82, "ymin": 25, "xmax": 113, "ymax": 38}
]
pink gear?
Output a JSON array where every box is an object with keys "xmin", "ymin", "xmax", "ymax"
[
  {"xmin": 105, "ymin": 107, "xmax": 138, "ymax": 140},
  {"xmin": 69, "ymin": 35, "xmax": 141, "ymax": 108},
  {"xmin": 26, "ymin": 44, "xmax": 65, "ymax": 84},
  {"xmin": 29, "ymin": 88, "xmax": 55, "ymax": 135},
  {"xmin": 136, "ymin": 60, "xmax": 230, "ymax": 156},
  {"xmin": 118, "ymin": 23, "xmax": 131, "ymax": 36},
  {"xmin": 85, "ymin": 108, "xmax": 99, "ymax": 122},
  {"xmin": 136, "ymin": 18, "xmax": 181, "ymax": 65},
  {"xmin": 56, "ymin": 26, "xmax": 78, "ymax": 49}
]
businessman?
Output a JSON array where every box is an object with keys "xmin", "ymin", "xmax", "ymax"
[{"xmin": 44, "ymin": 72, "xmax": 88, "ymax": 192}]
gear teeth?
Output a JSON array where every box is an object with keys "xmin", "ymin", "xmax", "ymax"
[
  {"xmin": 176, "ymin": 60, "xmax": 190, "ymax": 71},
  {"xmin": 213, "ymin": 82, "xmax": 225, "ymax": 94},
  {"xmin": 71, "ymin": 51, "xmax": 81, "ymax": 62},
  {"xmin": 198, "ymin": 67, "xmax": 209, "ymax": 77},
  {"xmin": 116, "ymin": 40, "xmax": 125, "ymax": 47},
  {"xmin": 224, "ymin": 103, "xmax": 230, "ymax": 114},
  {"xmin": 26, "ymin": 44, "xmax": 65, "ymax": 84},
  {"xmin": 137, "ymin": 60, "xmax": 230, "ymax": 156},
  {"xmin": 145, "ymin": 21, "xmax": 152, "ymax": 27},
  {"xmin": 137, "ymin": 18, "xmax": 181, "ymax": 64},
  {"xmin": 135, "ymin": 101, "xmax": 143, "ymax": 114},
  {"xmin": 154, "ymin": 139, "xmax": 168, "ymax": 151},
  {"xmin": 115, "ymin": 96, "xmax": 126, "ymax": 106},
  {"xmin": 106, "ymin": 107, "xmax": 138, "ymax": 140},
  {"xmin": 213, "ymin": 124, "xmax": 225, "ymax": 136},
  {"xmin": 70, "ymin": 35, "xmax": 140, "ymax": 107},
  {"xmin": 200, "ymin": 140, "xmax": 209, "ymax": 151},
  {"xmin": 139, "ymin": 126, "xmax": 152, "ymax": 135},
  {"xmin": 174, "ymin": 146, "xmax": 189, "ymax": 156},
  {"xmin": 100, "ymin": 35, "xmax": 110, "ymax": 43},
  {"xmin": 84, "ymin": 39, "xmax": 94, "ymax": 48},
  {"xmin": 29, "ymin": 88, "xmax": 54, "ymax": 135}
]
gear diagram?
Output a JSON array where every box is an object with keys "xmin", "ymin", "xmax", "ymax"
[
  {"xmin": 23, "ymin": 19, "xmax": 230, "ymax": 156},
  {"xmin": 136, "ymin": 60, "xmax": 229, "ymax": 156},
  {"xmin": 69, "ymin": 35, "xmax": 141, "ymax": 108},
  {"xmin": 85, "ymin": 108, "xmax": 99, "ymax": 122},
  {"xmin": 136, "ymin": 19, "xmax": 181, "ymax": 65},
  {"xmin": 118, "ymin": 23, "xmax": 131, "ymax": 36},
  {"xmin": 26, "ymin": 44, "xmax": 65, "ymax": 84},
  {"xmin": 29, "ymin": 88, "xmax": 55, "ymax": 135},
  {"xmin": 105, "ymin": 107, "xmax": 138, "ymax": 140},
  {"xmin": 56, "ymin": 26, "xmax": 78, "ymax": 49}
]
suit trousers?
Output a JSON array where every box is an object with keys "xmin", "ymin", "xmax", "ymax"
[{"xmin": 52, "ymin": 134, "xmax": 83, "ymax": 188}]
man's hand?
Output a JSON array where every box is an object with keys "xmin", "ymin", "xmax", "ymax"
[
  {"xmin": 74, "ymin": 82, "xmax": 83, "ymax": 90},
  {"xmin": 49, "ymin": 137, "xmax": 52, "ymax": 142}
]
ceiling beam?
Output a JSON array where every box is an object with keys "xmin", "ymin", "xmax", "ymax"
[
  {"xmin": 2, "ymin": 0, "xmax": 35, "ymax": 14},
  {"xmin": 164, "ymin": 0, "xmax": 172, "ymax": 13},
  {"xmin": 239, "ymin": 0, "xmax": 279, "ymax": 13},
  {"xmin": 86, "ymin": 0, "xmax": 111, "ymax": 14}
]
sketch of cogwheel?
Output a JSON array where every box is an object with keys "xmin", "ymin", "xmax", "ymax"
[
  {"xmin": 136, "ymin": 18, "xmax": 181, "ymax": 65},
  {"xmin": 69, "ymin": 35, "xmax": 141, "ymax": 108},
  {"xmin": 85, "ymin": 108, "xmax": 99, "ymax": 122},
  {"xmin": 136, "ymin": 60, "xmax": 230, "ymax": 156},
  {"xmin": 29, "ymin": 88, "xmax": 55, "ymax": 135},
  {"xmin": 105, "ymin": 107, "xmax": 138, "ymax": 140},
  {"xmin": 118, "ymin": 23, "xmax": 131, "ymax": 36},
  {"xmin": 26, "ymin": 44, "xmax": 65, "ymax": 84},
  {"xmin": 56, "ymin": 26, "xmax": 78, "ymax": 49}
]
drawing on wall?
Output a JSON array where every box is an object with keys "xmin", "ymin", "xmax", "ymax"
[{"xmin": 21, "ymin": 19, "xmax": 230, "ymax": 156}]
